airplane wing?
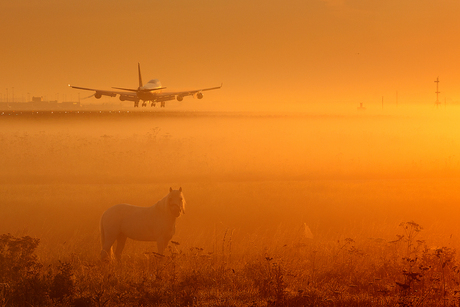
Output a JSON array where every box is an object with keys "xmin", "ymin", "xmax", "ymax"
[
  {"xmin": 158, "ymin": 84, "xmax": 223, "ymax": 102},
  {"xmin": 68, "ymin": 84, "xmax": 137, "ymax": 99},
  {"xmin": 170, "ymin": 84, "xmax": 223, "ymax": 96},
  {"xmin": 69, "ymin": 82, "xmax": 222, "ymax": 105}
]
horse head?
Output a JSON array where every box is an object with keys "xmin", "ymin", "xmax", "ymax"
[{"xmin": 168, "ymin": 187, "xmax": 185, "ymax": 217}]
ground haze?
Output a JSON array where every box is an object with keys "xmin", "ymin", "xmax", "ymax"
[
  {"xmin": 2, "ymin": 105, "xmax": 460, "ymax": 245},
  {"xmin": 1, "ymin": 105, "xmax": 460, "ymax": 305}
]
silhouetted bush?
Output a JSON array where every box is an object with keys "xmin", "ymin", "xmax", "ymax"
[
  {"xmin": 49, "ymin": 261, "xmax": 75, "ymax": 303},
  {"xmin": 0, "ymin": 233, "xmax": 49, "ymax": 306}
]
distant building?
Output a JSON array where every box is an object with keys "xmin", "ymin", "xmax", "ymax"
[
  {"xmin": 1, "ymin": 98, "xmax": 81, "ymax": 110},
  {"xmin": 0, "ymin": 96, "xmax": 124, "ymax": 111},
  {"xmin": 60, "ymin": 101, "xmax": 81, "ymax": 109}
]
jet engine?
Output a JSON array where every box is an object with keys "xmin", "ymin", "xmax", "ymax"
[
  {"xmin": 95, "ymin": 93, "xmax": 102, "ymax": 99},
  {"xmin": 176, "ymin": 96, "xmax": 184, "ymax": 102},
  {"xmin": 119, "ymin": 95, "xmax": 136, "ymax": 102},
  {"xmin": 193, "ymin": 92, "xmax": 203, "ymax": 99}
]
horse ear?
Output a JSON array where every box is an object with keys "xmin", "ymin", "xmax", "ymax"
[
  {"xmin": 170, "ymin": 187, "xmax": 173, "ymax": 193},
  {"xmin": 179, "ymin": 187, "xmax": 182, "ymax": 192}
]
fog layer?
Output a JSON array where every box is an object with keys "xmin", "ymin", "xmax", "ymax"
[{"xmin": 1, "ymin": 105, "xmax": 460, "ymax": 254}]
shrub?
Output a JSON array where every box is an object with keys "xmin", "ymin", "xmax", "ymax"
[
  {"xmin": 0, "ymin": 233, "xmax": 49, "ymax": 306},
  {"xmin": 49, "ymin": 261, "xmax": 75, "ymax": 303}
]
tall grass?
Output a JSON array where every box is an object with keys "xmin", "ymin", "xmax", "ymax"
[{"xmin": 2, "ymin": 221, "xmax": 460, "ymax": 306}]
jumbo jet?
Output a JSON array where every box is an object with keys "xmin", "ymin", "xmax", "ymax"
[{"xmin": 69, "ymin": 63, "xmax": 222, "ymax": 107}]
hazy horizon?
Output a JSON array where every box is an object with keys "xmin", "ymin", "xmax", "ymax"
[{"xmin": 1, "ymin": 0, "xmax": 460, "ymax": 108}]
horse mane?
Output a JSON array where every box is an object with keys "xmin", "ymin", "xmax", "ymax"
[
  {"xmin": 151, "ymin": 193, "xmax": 169, "ymax": 212},
  {"xmin": 181, "ymin": 196, "xmax": 186, "ymax": 213}
]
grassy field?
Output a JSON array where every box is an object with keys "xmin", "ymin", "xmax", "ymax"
[{"xmin": 1, "ymin": 106, "xmax": 460, "ymax": 306}]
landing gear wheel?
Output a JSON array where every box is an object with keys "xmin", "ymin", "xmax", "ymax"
[
  {"xmin": 142, "ymin": 102, "xmax": 147, "ymax": 107},
  {"xmin": 161, "ymin": 102, "xmax": 165, "ymax": 108},
  {"xmin": 134, "ymin": 101, "xmax": 139, "ymax": 107},
  {"xmin": 151, "ymin": 102, "xmax": 156, "ymax": 107}
]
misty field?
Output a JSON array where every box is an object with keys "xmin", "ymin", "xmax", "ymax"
[{"xmin": 1, "ymin": 105, "xmax": 460, "ymax": 306}]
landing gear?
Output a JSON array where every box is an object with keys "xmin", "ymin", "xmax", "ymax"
[
  {"xmin": 151, "ymin": 102, "xmax": 156, "ymax": 107},
  {"xmin": 161, "ymin": 102, "xmax": 165, "ymax": 108},
  {"xmin": 142, "ymin": 102, "xmax": 147, "ymax": 107},
  {"xmin": 134, "ymin": 101, "xmax": 139, "ymax": 107}
]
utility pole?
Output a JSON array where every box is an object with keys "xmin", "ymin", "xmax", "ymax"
[{"xmin": 435, "ymin": 77, "xmax": 441, "ymax": 108}]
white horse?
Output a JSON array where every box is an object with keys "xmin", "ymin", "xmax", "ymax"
[{"xmin": 100, "ymin": 187, "xmax": 185, "ymax": 261}]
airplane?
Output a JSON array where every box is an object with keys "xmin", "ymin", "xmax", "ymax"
[{"xmin": 69, "ymin": 63, "xmax": 222, "ymax": 107}]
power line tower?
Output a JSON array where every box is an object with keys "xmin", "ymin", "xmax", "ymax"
[{"xmin": 435, "ymin": 77, "xmax": 441, "ymax": 108}]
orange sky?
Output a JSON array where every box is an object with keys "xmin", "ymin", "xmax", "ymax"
[{"xmin": 1, "ymin": 0, "xmax": 459, "ymax": 106}]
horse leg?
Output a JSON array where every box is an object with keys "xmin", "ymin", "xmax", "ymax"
[
  {"xmin": 114, "ymin": 235, "xmax": 127, "ymax": 261},
  {"xmin": 101, "ymin": 233, "xmax": 118, "ymax": 261},
  {"xmin": 157, "ymin": 237, "xmax": 170, "ymax": 255}
]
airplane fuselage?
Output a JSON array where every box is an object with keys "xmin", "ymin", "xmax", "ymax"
[
  {"xmin": 137, "ymin": 79, "xmax": 163, "ymax": 101},
  {"xmin": 141, "ymin": 79, "xmax": 162, "ymax": 91}
]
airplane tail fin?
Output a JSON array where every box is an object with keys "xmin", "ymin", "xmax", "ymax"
[{"xmin": 138, "ymin": 63, "xmax": 143, "ymax": 88}]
